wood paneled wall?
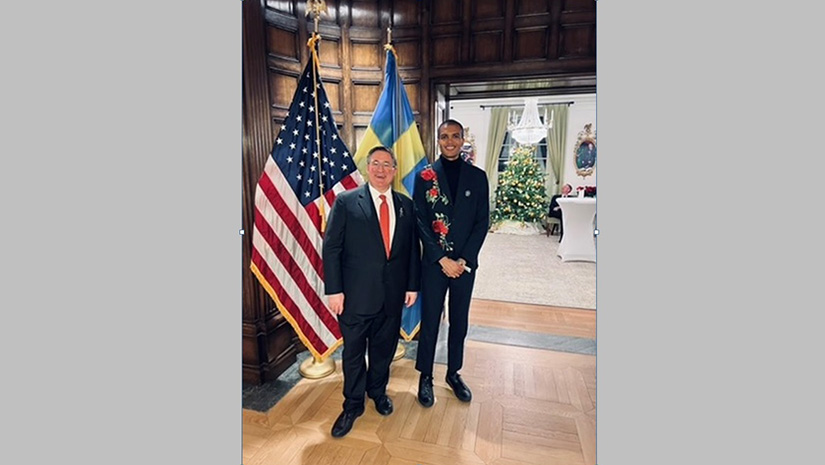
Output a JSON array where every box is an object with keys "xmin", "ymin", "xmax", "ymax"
[{"xmin": 242, "ymin": 0, "xmax": 595, "ymax": 384}]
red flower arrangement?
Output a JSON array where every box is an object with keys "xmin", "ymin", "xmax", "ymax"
[{"xmin": 576, "ymin": 186, "xmax": 597, "ymax": 197}]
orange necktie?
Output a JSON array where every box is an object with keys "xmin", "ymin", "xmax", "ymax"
[{"xmin": 379, "ymin": 194, "xmax": 390, "ymax": 258}]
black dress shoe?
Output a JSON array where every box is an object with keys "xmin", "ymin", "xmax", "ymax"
[
  {"xmin": 418, "ymin": 374, "xmax": 434, "ymax": 407},
  {"xmin": 331, "ymin": 408, "xmax": 364, "ymax": 438},
  {"xmin": 373, "ymin": 395, "xmax": 393, "ymax": 416},
  {"xmin": 445, "ymin": 372, "xmax": 472, "ymax": 402}
]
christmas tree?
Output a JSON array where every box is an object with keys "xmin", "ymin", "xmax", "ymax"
[{"xmin": 491, "ymin": 144, "xmax": 549, "ymax": 225}]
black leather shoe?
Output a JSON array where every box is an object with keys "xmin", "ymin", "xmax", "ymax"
[
  {"xmin": 373, "ymin": 395, "xmax": 393, "ymax": 416},
  {"xmin": 418, "ymin": 374, "xmax": 434, "ymax": 407},
  {"xmin": 331, "ymin": 408, "xmax": 364, "ymax": 438},
  {"xmin": 446, "ymin": 372, "xmax": 472, "ymax": 402}
]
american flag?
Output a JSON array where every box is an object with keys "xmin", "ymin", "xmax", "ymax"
[{"xmin": 250, "ymin": 54, "xmax": 364, "ymax": 361}]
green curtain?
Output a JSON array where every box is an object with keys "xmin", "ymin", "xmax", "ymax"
[
  {"xmin": 543, "ymin": 104, "xmax": 568, "ymax": 197},
  {"xmin": 484, "ymin": 108, "xmax": 510, "ymax": 209}
]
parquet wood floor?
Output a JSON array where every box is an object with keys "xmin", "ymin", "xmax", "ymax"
[{"xmin": 243, "ymin": 302, "xmax": 596, "ymax": 465}]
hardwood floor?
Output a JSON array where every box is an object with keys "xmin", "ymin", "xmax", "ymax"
[
  {"xmin": 243, "ymin": 300, "xmax": 596, "ymax": 465},
  {"xmin": 469, "ymin": 299, "xmax": 595, "ymax": 339}
]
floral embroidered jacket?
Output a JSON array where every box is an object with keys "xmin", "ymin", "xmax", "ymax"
[{"xmin": 413, "ymin": 158, "xmax": 490, "ymax": 270}]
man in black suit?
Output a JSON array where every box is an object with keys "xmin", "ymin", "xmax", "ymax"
[
  {"xmin": 548, "ymin": 183, "xmax": 572, "ymax": 240},
  {"xmin": 323, "ymin": 146, "xmax": 420, "ymax": 438},
  {"xmin": 413, "ymin": 119, "xmax": 490, "ymax": 407}
]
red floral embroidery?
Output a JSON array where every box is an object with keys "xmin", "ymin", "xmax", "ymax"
[
  {"xmin": 432, "ymin": 219, "xmax": 449, "ymax": 235},
  {"xmin": 421, "ymin": 165, "xmax": 448, "ymax": 206},
  {"xmin": 421, "ymin": 168, "xmax": 437, "ymax": 181},
  {"xmin": 433, "ymin": 213, "xmax": 453, "ymax": 251}
]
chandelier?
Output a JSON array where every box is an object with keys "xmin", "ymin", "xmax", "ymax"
[{"xmin": 508, "ymin": 97, "xmax": 553, "ymax": 146}]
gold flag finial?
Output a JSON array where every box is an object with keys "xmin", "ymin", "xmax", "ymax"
[{"xmin": 306, "ymin": 0, "xmax": 328, "ymax": 33}]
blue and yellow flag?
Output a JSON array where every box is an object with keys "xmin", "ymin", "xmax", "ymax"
[{"xmin": 353, "ymin": 45, "xmax": 427, "ymax": 341}]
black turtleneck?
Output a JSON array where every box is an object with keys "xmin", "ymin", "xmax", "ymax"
[{"xmin": 441, "ymin": 156, "xmax": 462, "ymax": 200}]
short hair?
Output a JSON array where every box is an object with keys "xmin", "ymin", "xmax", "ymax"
[
  {"xmin": 438, "ymin": 119, "xmax": 464, "ymax": 138},
  {"xmin": 366, "ymin": 145, "xmax": 397, "ymax": 167}
]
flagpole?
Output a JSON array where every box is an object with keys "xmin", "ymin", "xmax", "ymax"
[
  {"xmin": 385, "ymin": 25, "xmax": 407, "ymax": 363},
  {"xmin": 307, "ymin": 2, "xmax": 328, "ymax": 233},
  {"xmin": 299, "ymin": 0, "xmax": 336, "ymax": 380}
]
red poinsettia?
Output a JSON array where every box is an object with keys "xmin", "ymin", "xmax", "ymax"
[
  {"xmin": 432, "ymin": 219, "xmax": 449, "ymax": 235},
  {"xmin": 421, "ymin": 168, "xmax": 437, "ymax": 181}
]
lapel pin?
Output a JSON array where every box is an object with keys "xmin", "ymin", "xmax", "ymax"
[{"xmin": 465, "ymin": 190, "xmax": 471, "ymax": 197}]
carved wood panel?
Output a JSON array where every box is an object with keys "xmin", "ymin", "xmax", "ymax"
[
  {"xmin": 395, "ymin": 40, "xmax": 420, "ymax": 68},
  {"xmin": 269, "ymin": 72, "xmax": 299, "ymax": 109},
  {"xmin": 431, "ymin": 35, "xmax": 461, "ymax": 67},
  {"xmin": 474, "ymin": 0, "xmax": 506, "ymax": 20},
  {"xmin": 472, "ymin": 31, "xmax": 504, "ymax": 63},
  {"xmin": 351, "ymin": 41, "xmax": 382, "ymax": 69},
  {"xmin": 433, "ymin": 1, "xmax": 461, "ymax": 24},
  {"xmin": 267, "ymin": 26, "xmax": 299, "ymax": 61},
  {"xmin": 403, "ymin": 82, "xmax": 419, "ymax": 113},
  {"xmin": 352, "ymin": 0, "xmax": 381, "ymax": 28},
  {"xmin": 517, "ymin": 0, "xmax": 552, "ymax": 16},
  {"xmin": 319, "ymin": 38, "xmax": 341, "ymax": 67},
  {"xmin": 559, "ymin": 24, "xmax": 594, "ymax": 58},
  {"xmin": 352, "ymin": 83, "xmax": 381, "ymax": 113},
  {"xmin": 515, "ymin": 27, "xmax": 549, "ymax": 61},
  {"xmin": 392, "ymin": 0, "xmax": 421, "ymax": 28}
]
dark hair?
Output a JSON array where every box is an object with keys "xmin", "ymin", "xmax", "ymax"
[
  {"xmin": 366, "ymin": 145, "xmax": 397, "ymax": 167},
  {"xmin": 438, "ymin": 119, "xmax": 464, "ymax": 138}
]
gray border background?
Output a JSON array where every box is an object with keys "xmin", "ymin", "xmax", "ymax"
[
  {"xmin": 598, "ymin": 1, "xmax": 821, "ymax": 464},
  {"xmin": 2, "ymin": 1, "xmax": 822, "ymax": 464},
  {"xmin": 2, "ymin": 2, "xmax": 241, "ymax": 464}
]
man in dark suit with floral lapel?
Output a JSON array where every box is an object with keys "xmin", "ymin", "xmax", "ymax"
[
  {"xmin": 413, "ymin": 119, "xmax": 490, "ymax": 407},
  {"xmin": 323, "ymin": 146, "xmax": 420, "ymax": 437}
]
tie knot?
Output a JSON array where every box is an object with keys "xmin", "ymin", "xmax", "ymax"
[{"xmin": 379, "ymin": 194, "xmax": 386, "ymax": 202}]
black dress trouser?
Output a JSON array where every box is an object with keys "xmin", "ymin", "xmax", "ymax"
[
  {"xmin": 338, "ymin": 305, "xmax": 400, "ymax": 412},
  {"xmin": 415, "ymin": 262, "xmax": 476, "ymax": 376}
]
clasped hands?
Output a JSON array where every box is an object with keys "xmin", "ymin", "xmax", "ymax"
[
  {"xmin": 327, "ymin": 292, "xmax": 418, "ymax": 315},
  {"xmin": 439, "ymin": 257, "xmax": 468, "ymax": 279}
]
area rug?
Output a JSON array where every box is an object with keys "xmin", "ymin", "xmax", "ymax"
[{"xmin": 472, "ymin": 231, "xmax": 596, "ymax": 309}]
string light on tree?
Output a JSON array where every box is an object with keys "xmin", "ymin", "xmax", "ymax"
[{"xmin": 491, "ymin": 144, "xmax": 548, "ymax": 226}]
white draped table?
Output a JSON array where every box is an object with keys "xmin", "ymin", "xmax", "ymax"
[{"xmin": 557, "ymin": 197, "xmax": 596, "ymax": 262}]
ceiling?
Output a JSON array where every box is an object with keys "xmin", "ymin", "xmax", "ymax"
[{"xmin": 448, "ymin": 74, "xmax": 596, "ymax": 100}]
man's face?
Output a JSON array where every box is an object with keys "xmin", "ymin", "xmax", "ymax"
[
  {"xmin": 562, "ymin": 184, "xmax": 572, "ymax": 195},
  {"xmin": 367, "ymin": 150, "xmax": 396, "ymax": 192},
  {"xmin": 438, "ymin": 124, "xmax": 464, "ymax": 160}
]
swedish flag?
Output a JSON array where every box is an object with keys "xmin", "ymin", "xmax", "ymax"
[{"xmin": 353, "ymin": 45, "xmax": 427, "ymax": 341}]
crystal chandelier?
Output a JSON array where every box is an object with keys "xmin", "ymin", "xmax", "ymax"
[{"xmin": 508, "ymin": 97, "xmax": 553, "ymax": 146}]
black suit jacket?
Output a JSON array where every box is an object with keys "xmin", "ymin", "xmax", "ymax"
[
  {"xmin": 323, "ymin": 184, "xmax": 420, "ymax": 316},
  {"xmin": 548, "ymin": 194, "xmax": 563, "ymax": 219},
  {"xmin": 413, "ymin": 158, "xmax": 490, "ymax": 270}
]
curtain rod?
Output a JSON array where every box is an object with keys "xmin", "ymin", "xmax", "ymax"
[{"xmin": 479, "ymin": 101, "xmax": 574, "ymax": 109}]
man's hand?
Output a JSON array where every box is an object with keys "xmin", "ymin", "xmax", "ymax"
[
  {"xmin": 405, "ymin": 291, "xmax": 418, "ymax": 307},
  {"xmin": 328, "ymin": 293, "xmax": 345, "ymax": 315},
  {"xmin": 438, "ymin": 257, "xmax": 464, "ymax": 278}
]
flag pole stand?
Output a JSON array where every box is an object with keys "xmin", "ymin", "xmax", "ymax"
[
  {"xmin": 299, "ymin": 355, "xmax": 335, "ymax": 379},
  {"xmin": 393, "ymin": 341, "xmax": 405, "ymax": 361}
]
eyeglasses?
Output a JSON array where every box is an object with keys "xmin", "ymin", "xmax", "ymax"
[{"xmin": 369, "ymin": 161, "xmax": 396, "ymax": 170}]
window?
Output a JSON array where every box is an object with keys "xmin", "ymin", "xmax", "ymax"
[{"xmin": 497, "ymin": 131, "xmax": 548, "ymax": 173}]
